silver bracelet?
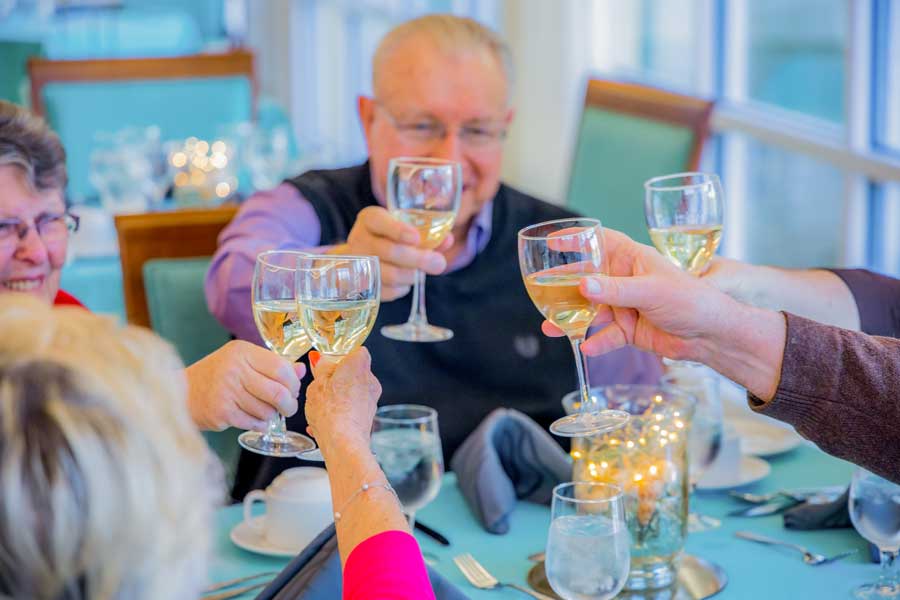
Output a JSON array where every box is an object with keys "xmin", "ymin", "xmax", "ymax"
[{"xmin": 333, "ymin": 481, "xmax": 398, "ymax": 521}]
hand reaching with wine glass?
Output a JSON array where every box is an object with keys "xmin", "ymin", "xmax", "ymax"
[
  {"xmin": 330, "ymin": 205, "xmax": 454, "ymax": 301},
  {"xmin": 539, "ymin": 228, "xmax": 786, "ymax": 402}
]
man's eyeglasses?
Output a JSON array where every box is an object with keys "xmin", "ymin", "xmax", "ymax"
[
  {"xmin": 0, "ymin": 212, "xmax": 80, "ymax": 247},
  {"xmin": 376, "ymin": 103, "xmax": 507, "ymax": 148}
]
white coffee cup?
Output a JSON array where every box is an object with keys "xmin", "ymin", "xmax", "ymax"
[{"xmin": 242, "ymin": 467, "xmax": 333, "ymax": 551}]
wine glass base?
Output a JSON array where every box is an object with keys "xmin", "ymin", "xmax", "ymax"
[
  {"xmin": 238, "ymin": 430, "xmax": 316, "ymax": 458},
  {"xmin": 549, "ymin": 410, "xmax": 630, "ymax": 437},
  {"xmin": 854, "ymin": 583, "xmax": 900, "ymax": 599},
  {"xmin": 381, "ymin": 322, "xmax": 453, "ymax": 342}
]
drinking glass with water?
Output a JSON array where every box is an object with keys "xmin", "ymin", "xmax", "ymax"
[
  {"xmin": 371, "ymin": 405, "xmax": 444, "ymax": 527},
  {"xmin": 545, "ymin": 482, "xmax": 630, "ymax": 600},
  {"xmin": 850, "ymin": 467, "xmax": 900, "ymax": 599}
]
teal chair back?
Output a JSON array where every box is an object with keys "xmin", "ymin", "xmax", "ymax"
[
  {"xmin": 566, "ymin": 80, "xmax": 713, "ymax": 245},
  {"xmin": 28, "ymin": 50, "xmax": 254, "ymax": 202},
  {"xmin": 143, "ymin": 256, "xmax": 240, "ymax": 486}
]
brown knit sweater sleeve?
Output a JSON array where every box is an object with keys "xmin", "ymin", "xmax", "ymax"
[{"xmin": 749, "ymin": 313, "xmax": 900, "ymax": 483}]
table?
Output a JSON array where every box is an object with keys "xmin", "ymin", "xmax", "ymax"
[{"xmin": 211, "ymin": 444, "xmax": 874, "ymax": 598}]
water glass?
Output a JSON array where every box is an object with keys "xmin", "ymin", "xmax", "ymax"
[
  {"xmin": 546, "ymin": 482, "xmax": 630, "ymax": 600},
  {"xmin": 850, "ymin": 467, "xmax": 900, "ymax": 599},
  {"xmin": 371, "ymin": 404, "xmax": 444, "ymax": 527}
]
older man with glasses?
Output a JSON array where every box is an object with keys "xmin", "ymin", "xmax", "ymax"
[{"xmin": 206, "ymin": 14, "xmax": 662, "ymax": 499}]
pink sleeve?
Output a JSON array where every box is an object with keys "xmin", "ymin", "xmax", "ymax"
[
  {"xmin": 343, "ymin": 531, "xmax": 435, "ymax": 600},
  {"xmin": 204, "ymin": 183, "xmax": 333, "ymax": 344}
]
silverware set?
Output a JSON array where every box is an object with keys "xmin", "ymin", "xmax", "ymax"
[
  {"xmin": 202, "ymin": 571, "xmax": 277, "ymax": 600},
  {"xmin": 454, "ymin": 553, "xmax": 556, "ymax": 599},
  {"xmin": 734, "ymin": 531, "xmax": 857, "ymax": 566}
]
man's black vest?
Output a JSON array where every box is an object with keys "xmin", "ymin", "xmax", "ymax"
[{"xmin": 232, "ymin": 163, "xmax": 579, "ymax": 499}]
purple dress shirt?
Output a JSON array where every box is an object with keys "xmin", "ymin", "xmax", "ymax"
[{"xmin": 205, "ymin": 182, "xmax": 662, "ymax": 386}]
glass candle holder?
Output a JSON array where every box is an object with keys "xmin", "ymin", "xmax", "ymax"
[{"xmin": 564, "ymin": 385, "xmax": 696, "ymax": 591}]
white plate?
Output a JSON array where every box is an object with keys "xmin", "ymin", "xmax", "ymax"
[
  {"xmin": 230, "ymin": 516, "xmax": 302, "ymax": 557},
  {"xmin": 696, "ymin": 456, "xmax": 771, "ymax": 491},
  {"xmin": 730, "ymin": 417, "xmax": 803, "ymax": 457}
]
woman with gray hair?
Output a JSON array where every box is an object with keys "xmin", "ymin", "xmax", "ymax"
[
  {"xmin": 0, "ymin": 294, "xmax": 434, "ymax": 598},
  {"xmin": 0, "ymin": 99, "xmax": 305, "ymax": 434}
]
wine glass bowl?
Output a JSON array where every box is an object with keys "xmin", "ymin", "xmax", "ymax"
[
  {"xmin": 850, "ymin": 467, "xmax": 900, "ymax": 599},
  {"xmin": 238, "ymin": 250, "xmax": 317, "ymax": 458},
  {"xmin": 518, "ymin": 218, "xmax": 629, "ymax": 437},
  {"xmin": 644, "ymin": 172, "xmax": 724, "ymax": 275},
  {"xmin": 295, "ymin": 255, "xmax": 381, "ymax": 357},
  {"xmin": 371, "ymin": 404, "xmax": 444, "ymax": 527},
  {"xmin": 381, "ymin": 157, "xmax": 462, "ymax": 343}
]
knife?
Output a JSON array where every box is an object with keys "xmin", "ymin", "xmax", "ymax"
[
  {"xmin": 415, "ymin": 520, "xmax": 450, "ymax": 546},
  {"xmin": 728, "ymin": 497, "xmax": 804, "ymax": 517}
]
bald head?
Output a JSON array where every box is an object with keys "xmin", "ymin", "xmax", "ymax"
[{"xmin": 372, "ymin": 14, "xmax": 513, "ymax": 103}]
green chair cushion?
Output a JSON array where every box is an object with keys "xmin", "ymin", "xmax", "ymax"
[
  {"xmin": 566, "ymin": 107, "xmax": 695, "ymax": 245},
  {"xmin": 143, "ymin": 256, "xmax": 239, "ymax": 487}
]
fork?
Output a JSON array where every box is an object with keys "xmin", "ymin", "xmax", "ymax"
[
  {"xmin": 734, "ymin": 531, "xmax": 858, "ymax": 565},
  {"xmin": 453, "ymin": 553, "xmax": 556, "ymax": 599}
]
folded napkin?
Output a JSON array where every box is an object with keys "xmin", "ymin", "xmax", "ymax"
[
  {"xmin": 255, "ymin": 524, "xmax": 468, "ymax": 599},
  {"xmin": 782, "ymin": 488, "xmax": 851, "ymax": 530},
  {"xmin": 450, "ymin": 408, "xmax": 571, "ymax": 534}
]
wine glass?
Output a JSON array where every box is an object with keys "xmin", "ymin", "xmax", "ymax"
[
  {"xmin": 371, "ymin": 405, "xmax": 444, "ymax": 528},
  {"xmin": 661, "ymin": 366, "xmax": 724, "ymax": 531},
  {"xmin": 545, "ymin": 482, "xmax": 630, "ymax": 600},
  {"xmin": 850, "ymin": 467, "xmax": 900, "ymax": 599},
  {"xmin": 644, "ymin": 172, "xmax": 724, "ymax": 275},
  {"xmin": 295, "ymin": 254, "xmax": 381, "ymax": 357},
  {"xmin": 518, "ymin": 218, "xmax": 630, "ymax": 437},
  {"xmin": 238, "ymin": 250, "xmax": 317, "ymax": 457},
  {"xmin": 381, "ymin": 157, "xmax": 461, "ymax": 343}
]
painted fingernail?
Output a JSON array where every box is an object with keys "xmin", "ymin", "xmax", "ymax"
[{"xmin": 309, "ymin": 350, "xmax": 320, "ymax": 368}]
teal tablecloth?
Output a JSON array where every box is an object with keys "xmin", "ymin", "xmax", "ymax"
[{"xmin": 211, "ymin": 444, "xmax": 875, "ymax": 598}]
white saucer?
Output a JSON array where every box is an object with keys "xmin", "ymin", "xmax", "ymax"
[
  {"xmin": 730, "ymin": 417, "xmax": 803, "ymax": 457},
  {"xmin": 696, "ymin": 456, "xmax": 771, "ymax": 491},
  {"xmin": 230, "ymin": 516, "xmax": 302, "ymax": 557}
]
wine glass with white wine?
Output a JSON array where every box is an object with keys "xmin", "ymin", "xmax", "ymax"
[
  {"xmin": 381, "ymin": 157, "xmax": 461, "ymax": 343},
  {"xmin": 238, "ymin": 250, "xmax": 317, "ymax": 457},
  {"xmin": 518, "ymin": 218, "xmax": 630, "ymax": 437},
  {"xmin": 295, "ymin": 254, "xmax": 381, "ymax": 358},
  {"xmin": 644, "ymin": 172, "xmax": 724, "ymax": 275}
]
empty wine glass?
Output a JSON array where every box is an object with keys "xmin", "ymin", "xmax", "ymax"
[
  {"xmin": 850, "ymin": 467, "xmax": 900, "ymax": 599},
  {"xmin": 518, "ymin": 218, "xmax": 629, "ymax": 437},
  {"xmin": 546, "ymin": 482, "xmax": 630, "ymax": 600},
  {"xmin": 381, "ymin": 157, "xmax": 461, "ymax": 343},
  {"xmin": 295, "ymin": 254, "xmax": 380, "ymax": 357},
  {"xmin": 661, "ymin": 365, "xmax": 724, "ymax": 531},
  {"xmin": 238, "ymin": 250, "xmax": 317, "ymax": 457},
  {"xmin": 371, "ymin": 405, "xmax": 444, "ymax": 528},
  {"xmin": 644, "ymin": 172, "xmax": 724, "ymax": 275}
]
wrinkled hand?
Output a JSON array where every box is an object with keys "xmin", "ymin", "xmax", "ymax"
[
  {"xmin": 334, "ymin": 205, "xmax": 453, "ymax": 300},
  {"xmin": 305, "ymin": 347, "xmax": 382, "ymax": 447},
  {"xmin": 184, "ymin": 340, "xmax": 304, "ymax": 431},
  {"xmin": 700, "ymin": 256, "xmax": 762, "ymax": 305},
  {"xmin": 541, "ymin": 229, "xmax": 739, "ymax": 361}
]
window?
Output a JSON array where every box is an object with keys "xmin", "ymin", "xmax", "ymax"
[
  {"xmin": 745, "ymin": 0, "xmax": 846, "ymax": 123},
  {"xmin": 874, "ymin": 0, "xmax": 900, "ymax": 154}
]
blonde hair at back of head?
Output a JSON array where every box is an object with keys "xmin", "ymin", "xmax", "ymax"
[
  {"xmin": 0, "ymin": 294, "xmax": 221, "ymax": 600},
  {"xmin": 372, "ymin": 13, "xmax": 514, "ymax": 101}
]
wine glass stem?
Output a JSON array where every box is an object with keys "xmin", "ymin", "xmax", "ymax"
[
  {"xmin": 878, "ymin": 549, "xmax": 899, "ymax": 589},
  {"xmin": 405, "ymin": 269, "xmax": 429, "ymax": 326},
  {"xmin": 263, "ymin": 414, "xmax": 287, "ymax": 443},
  {"xmin": 569, "ymin": 336, "xmax": 593, "ymax": 414}
]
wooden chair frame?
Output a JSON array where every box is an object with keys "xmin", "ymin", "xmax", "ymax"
[
  {"xmin": 114, "ymin": 205, "xmax": 238, "ymax": 328},
  {"xmin": 576, "ymin": 78, "xmax": 714, "ymax": 172},
  {"xmin": 28, "ymin": 49, "xmax": 256, "ymax": 118}
]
